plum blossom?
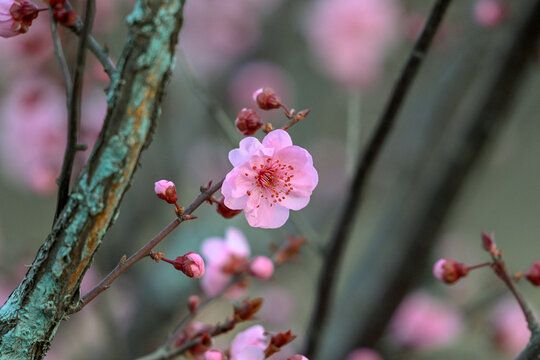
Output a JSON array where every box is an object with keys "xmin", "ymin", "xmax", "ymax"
[
  {"xmin": 249, "ymin": 256, "xmax": 274, "ymax": 280},
  {"xmin": 222, "ymin": 130, "xmax": 318, "ymax": 229},
  {"xmin": 474, "ymin": 0, "xmax": 506, "ymax": 27},
  {"xmin": 491, "ymin": 297, "xmax": 531, "ymax": 356},
  {"xmin": 303, "ymin": 0, "xmax": 400, "ymax": 89},
  {"xmin": 346, "ymin": 348, "xmax": 382, "ymax": 360},
  {"xmin": 0, "ymin": 0, "xmax": 40, "ymax": 38},
  {"xmin": 154, "ymin": 180, "xmax": 178, "ymax": 204},
  {"xmin": 389, "ymin": 291, "xmax": 462, "ymax": 349},
  {"xmin": 229, "ymin": 325, "xmax": 267, "ymax": 360},
  {"xmin": 201, "ymin": 227, "xmax": 250, "ymax": 296}
]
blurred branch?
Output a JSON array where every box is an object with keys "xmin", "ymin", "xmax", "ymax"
[
  {"xmin": 49, "ymin": 10, "xmax": 72, "ymax": 100},
  {"xmin": 69, "ymin": 179, "xmax": 224, "ymax": 314},
  {"xmin": 65, "ymin": 0, "xmax": 116, "ymax": 77},
  {"xmin": 54, "ymin": 0, "xmax": 95, "ymax": 221},
  {"xmin": 0, "ymin": 1, "xmax": 186, "ymax": 358},
  {"xmin": 319, "ymin": 1, "xmax": 540, "ymax": 358},
  {"xmin": 304, "ymin": 0, "xmax": 454, "ymax": 357}
]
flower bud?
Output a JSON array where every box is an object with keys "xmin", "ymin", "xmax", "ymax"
[
  {"xmin": 0, "ymin": 0, "xmax": 39, "ymax": 38},
  {"xmin": 154, "ymin": 180, "xmax": 178, "ymax": 204},
  {"xmin": 188, "ymin": 295, "xmax": 200, "ymax": 313},
  {"xmin": 235, "ymin": 108, "xmax": 263, "ymax": 136},
  {"xmin": 433, "ymin": 258, "xmax": 469, "ymax": 284},
  {"xmin": 253, "ymin": 88, "xmax": 281, "ymax": 110},
  {"xmin": 474, "ymin": 0, "xmax": 506, "ymax": 28},
  {"xmin": 167, "ymin": 252, "xmax": 205, "ymax": 279},
  {"xmin": 216, "ymin": 198, "xmax": 242, "ymax": 219},
  {"xmin": 204, "ymin": 350, "xmax": 225, "ymax": 360},
  {"xmin": 524, "ymin": 261, "xmax": 540, "ymax": 286},
  {"xmin": 249, "ymin": 256, "xmax": 274, "ymax": 280}
]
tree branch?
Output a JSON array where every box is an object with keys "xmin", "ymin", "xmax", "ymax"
[
  {"xmin": 54, "ymin": 0, "xmax": 95, "ymax": 221},
  {"xmin": 303, "ymin": 0, "xmax": 454, "ymax": 357},
  {"xmin": 70, "ymin": 179, "xmax": 224, "ymax": 313},
  {"xmin": 0, "ymin": 1, "xmax": 186, "ymax": 358}
]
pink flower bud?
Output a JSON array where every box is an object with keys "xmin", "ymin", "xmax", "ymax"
[
  {"xmin": 433, "ymin": 258, "xmax": 469, "ymax": 284},
  {"xmin": 188, "ymin": 295, "xmax": 200, "ymax": 313},
  {"xmin": 235, "ymin": 108, "xmax": 263, "ymax": 136},
  {"xmin": 0, "ymin": 0, "xmax": 39, "ymax": 38},
  {"xmin": 249, "ymin": 256, "xmax": 274, "ymax": 280},
  {"xmin": 154, "ymin": 180, "xmax": 178, "ymax": 204},
  {"xmin": 474, "ymin": 0, "xmax": 506, "ymax": 28},
  {"xmin": 204, "ymin": 350, "xmax": 224, "ymax": 360},
  {"xmin": 253, "ymin": 87, "xmax": 281, "ymax": 110},
  {"xmin": 524, "ymin": 261, "xmax": 540, "ymax": 286},
  {"xmin": 166, "ymin": 252, "xmax": 205, "ymax": 279}
]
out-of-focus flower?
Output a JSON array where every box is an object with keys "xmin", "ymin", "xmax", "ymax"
[
  {"xmin": 491, "ymin": 297, "xmax": 531, "ymax": 357},
  {"xmin": 181, "ymin": 0, "xmax": 282, "ymax": 79},
  {"xmin": 474, "ymin": 0, "xmax": 506, "ymax": 27},
  {"xmin": 259, "ymin": 287, "xmax": 295, "ymax": 327},
  {"xmin": 154, "ymin": 180, "xmax": 178, "ymax": 204},
  {"xmin": 303, "ymin": 0, "xmax": 400, "ymax": 89},
  {"xmin": 222, "ymin": 129, "xmax": 318, "ymax": 229},
  {"xmin": 235, "ymin": 108, "xmax": 263, "ymax": 136},
  {"xmin": 249, "ymin": 256, "xmax": 274, "ymax": 280},
  {"xmin": 200, "ymin": 227, "xmax": 250, "ymax": 296},
  {"xmin": 228, "ymin": 61, "xmax": 293, "ymax": 111},
  {"xmin": 0, "ymin": 0, "xmax": 40, "ymax": 38},
  {"xmin": 389, "ymin": 291, "xmax": 462, "ymax": 349},
  {"xmin": 346, "ymin": 348, "xmax": 382, "ymax": 360},
  {"xmin": 432, "ymin": 258, "xmax": 469, "ymax": 284},
  {"xmin": 204, "ymin": 349, "xmax": 225, "ymax": 360},
  {"xmin": 0, "ymin": 77, "xmax": 105, "ymax": 194},
  {"xmin": 230, "ymin": 325, "xmax": 267, "ymax": 360}
]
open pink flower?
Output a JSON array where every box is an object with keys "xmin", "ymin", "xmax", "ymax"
[
  {"xmin": 200, "ymin": 227, "xmax": 250, "ymax": 296},
  {"xmin": 0, "ymin": 0, "xmax": 40, "ymax": 38},
  {"xmin": 491, "ymin": 297, "xmax": 531, "ymax": 357},
  {"xmin": 230, "ymin": 325, "xmax": 267, "ymax": 360},
  {"xmin": 222, "ymin": 129, "xmax": 318, "ymax": 229},
  {"xmin": 389, "ymin": 291, "xmax": 462, "ymax": 349}
]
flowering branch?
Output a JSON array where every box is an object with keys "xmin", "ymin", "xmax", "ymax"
[
  {"xmin": 0, "ymin": 1, "xmax": 186, "ymax": 357},
  {"xmin": 69, "ymin": 179, "xmax": 224, "ymax": 314},
  {"xmin": 304, "ymin": 0, "xmax": 455, "ymax": 356},
  {"xmin": 54, "ymin": 0, "xmax": 95, "ymax": 221}
]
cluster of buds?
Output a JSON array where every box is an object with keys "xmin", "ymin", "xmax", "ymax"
[
  {"xmin": 0, "ymin": 0, "xmax": 42, "ymax": 37},
  {"xmin": 153, "ymin": 251, "xmax": 205, "ymax": 279},
  {"xmin": 234, "ymin": 87, "xmax": 311, "ymax": 136},
  {"xmin": 43, "ymin": 0, "xmax": 76, "ymax": 26}
]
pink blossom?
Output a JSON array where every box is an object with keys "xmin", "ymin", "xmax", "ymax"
[
  {"xmin": 230, "ymin": 325, "xmax": 267, "ymax": 360},
  {"xmin": 389, "ymin": 291, "xmax": 462, "ymax": 349},
  {"xmin": 249, "ymin": 256, "xmax": 274, "ymax": 280},
  {"xmin": 181, "ymin": 0, "xmax": 282, "ymax": 79},
  {"xmin": 0, "ymin": 0, "xmax": 39, "ymax": 38},
  {"xmin": 0, "ymin": 77, "xmax": 105, "ymax": 194},
  {"xmin": 222, "ymin": 129, "xmax": 318, "ymax": 229},
  {"xmin": 259, "ymin": 287, "xmax": 294, "ymax": 327},
  {"xmin": 346, "ymin": 348, "xmax": 382, "ymax": 360},
  {"xmin": 200, "ymin": 227, "xmax": 250, "ymax": 296},
  {"xmin": 176, "ymin": 252, "xmax": 205, "ymax": 279},
  {"xmin": 228, "ymin": 61, "xmax": 293, "ymax": 111},
  {"xmin": 303, "ymin": 0, "xmax": 400, "ymax": 89},
  {"xmin": 154, "ymin": 180, "xmax": 178, "ymax": 204},
  {"xmin": 474, "ymin": 0, "xmax": 506, "ymax": 27},
  {"xmin": 491, "ymin": 297, "xmax": 531, "ymax": 356},
  {"xmin": 235, "ymin": 108, "xmax": 263, "ymax": 136},
  {"xmin": 204, "ymin": 349, "xmax": 225, "ymax": 360},
  {"xmin": 287, "ymin": 356, "xmax": 309, "ymax": 360}
]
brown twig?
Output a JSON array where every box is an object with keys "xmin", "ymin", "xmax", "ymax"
[
  {"xmin": 303, "ymin": 0, "xmax": 454, "ymax": 356},
  {"xmin": 49, "ymin": 9, "xmax": 72, "ymax": 99},
  {"xmin": 54, "ymin": 0, "xmax": 95, "ymax": 221},
  {"xmin": 64, "ymin": 0, "xmax": 116, "ymax": 77},
  {"xmin": 69, "ymin": 179, "xmax": 225, "ymax": 314}
]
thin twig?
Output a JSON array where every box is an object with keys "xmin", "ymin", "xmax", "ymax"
[
  {"xmin": 54, "ymin": 0, "xmax": 95, "ymax": 221},
  {"xmin": 303, "ymin": 0, "xmax": 454, "ymax": 357},
  {"xmin": 49, "ymin": 10, "xmax": 72, "ymax": 98},
  {"xmin": 69, "ymin": 179, "xmax": 225, "ymax": 314},
  {"xmin": 64, "ymin": 1, "xmax": 116, "ymax": 78}
]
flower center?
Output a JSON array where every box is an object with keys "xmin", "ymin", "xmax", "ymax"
[{"xmin": 246, "ymin": 159, "xmax": 295, "ymax": 207}]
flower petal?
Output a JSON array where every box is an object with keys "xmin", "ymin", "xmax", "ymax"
[
  {"xmin": 201, "ymin": 265, "xmax": 231, "ymax": 297},
  {"xmin": 262, "ymin": 129, "xmax": 292, "ymax": 152},
  {"xmin": 229, "ymin": 137, "xmax": 263, "ymax": 167},
  {"xmin": 245, "ymin": 200, "xmax": 290, "ymax": 229},
  {"xmin": 225, "ymin": 227, "xmax": 250, "ymax": 257},
  {"xmin": 201, "ymin": 238, "xmax": 230, "ymax": 266}
]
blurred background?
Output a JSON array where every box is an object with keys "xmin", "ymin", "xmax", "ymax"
[{"xmin": 0, "ymin": 0, "xmax": 539, "ymax": 359}]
